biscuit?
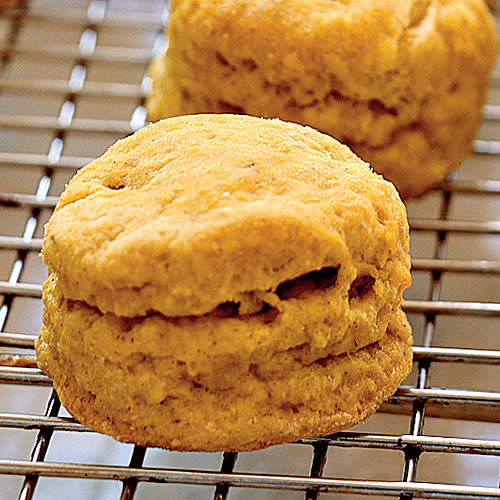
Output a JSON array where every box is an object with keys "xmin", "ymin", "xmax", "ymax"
[
  {"xmin": 37, "ymin": 114, "xmax": 412, "ymax": 451},
  {"xmin": 146, "ymin": 0, "xmax": 497, "ymax": 198}
]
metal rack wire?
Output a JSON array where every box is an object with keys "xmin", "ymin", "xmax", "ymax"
[{"xmin": 0, "ymin": 1, "xmax": 499, "ymax": 499}]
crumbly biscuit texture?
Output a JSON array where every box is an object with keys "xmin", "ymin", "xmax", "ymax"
[
  {"xmin": 42, "ymin": 114, "xmax": 410, "ymax": 322},
  {"xmin": 36, "ymin": 274, "xmax": 413, "ymax": 451},
  {"xmin": 147, "ymin": 0, "xmax": 497, "ymax": 197}
]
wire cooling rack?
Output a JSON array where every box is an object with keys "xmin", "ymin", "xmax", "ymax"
[{"xmin": 0, "ymin": 1, "xmax": 499, "ymax": 499}]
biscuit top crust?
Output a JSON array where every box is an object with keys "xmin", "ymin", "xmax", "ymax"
[{"xmin": 43, "ymin": 114, "xmax": 409, "ymax": 317}]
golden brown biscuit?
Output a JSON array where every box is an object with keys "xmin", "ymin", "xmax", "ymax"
[
  {"xmin": 37, "ymin": 114, "xmax": 412, "ymax": 451},
  {"xmin": 147, "ymin": 0, "xmax": 497, "ymax": 198}
]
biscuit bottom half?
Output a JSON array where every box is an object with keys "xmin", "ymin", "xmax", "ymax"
[{"xmin": 36, "ymin": 276, "xmax": 412, "ymax": 452}]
